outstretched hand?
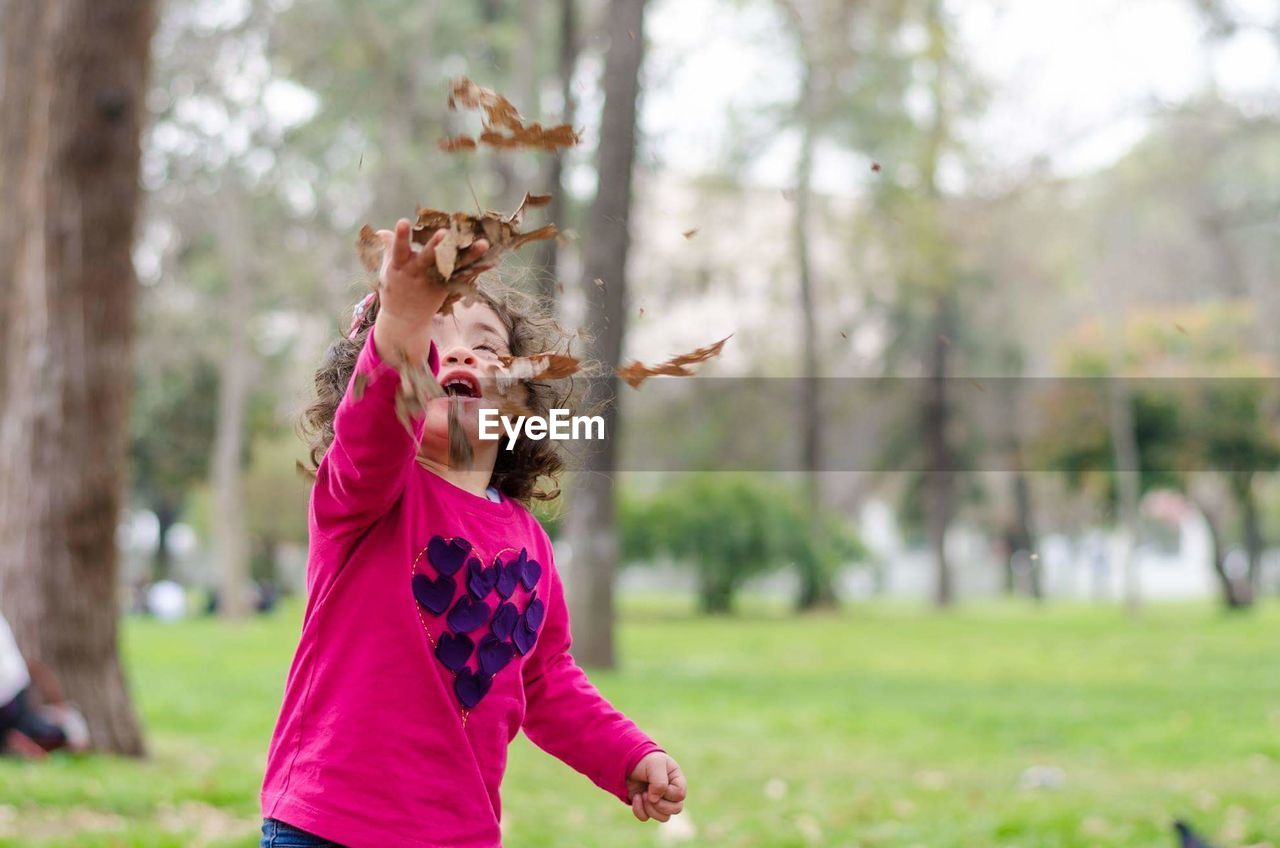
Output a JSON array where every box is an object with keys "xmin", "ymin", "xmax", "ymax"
[
  {"xmin": 626, "ymin": 751, "xmax": 687, "ymax": 822},
  {"xmin": 372, "ymin": 218, "xmax": 493, "ymax": 363}
]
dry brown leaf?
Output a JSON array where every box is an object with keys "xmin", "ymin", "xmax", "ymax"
[
  {"xmin": 871, "ymin": 161, "xmax": 882, "ymax": 173},
  {"xmin": 682, "ymin": 228, "xmax": 699, "ymax": 239},
  {"xmin": 353, "ymin": 372, "xmax": 368, "ymax": 400},
  {"xmin": 593, "ymin": 278, "xmax": 606, "ymax": 290},
  {"xmin": 1175, "ymin": 323, "xmax": 1189, "ymax": 336},
  {"xmin": 356, "ymin": 192, "xmax": 559, "ymax": 314},
  {"xmin": 616, "ymin": 335, "xmax": 732, "ymax": 389},
  {"xmin": 496, "ymin": 353, "xmax": 581, "ymax": 389},
  {"xmin": 840, "ymin": 331, "xmax": 848, "ymax": 339},
  {"xmin": 444, "ymin": 78, "xmax": 581, "ymax": 153},
  {"xmin": 439, "ymin": 135, "xmax": 478, "ymax": 152}
]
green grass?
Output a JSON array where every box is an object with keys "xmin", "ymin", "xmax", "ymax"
[{"xmin": 1, "ymin": 596, "xmax": 1278, "ymax": 847}]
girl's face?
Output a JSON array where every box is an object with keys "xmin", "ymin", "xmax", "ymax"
[{"xmin": 420, "ymin": 299, "xmax": 512, "ymax": 452}]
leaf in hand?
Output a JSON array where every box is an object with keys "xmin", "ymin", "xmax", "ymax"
[{"xmin": 616, "ymin": 335, "xmax": 732, "ymax": 389}]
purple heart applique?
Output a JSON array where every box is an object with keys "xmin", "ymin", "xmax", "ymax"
[
  {"xmin": 519, "ymin": 554, "xmax": 541, "ymax": 591},
  {"xmin": 477, "ymin": 634, "xmax": 516, "ymax": 676},
  {"xmin": 413, "ymin": 573, "xmax": 456, "ymax": 616},
  {"xmin": 513, "ymin": 616, "xmax": 539, "ymax": 655},
  {"xmin": 435, "ymin": 632, "xmax": 474, "ymax": 671},
  {"xmin": 491, "ymin": 602, "xmax": 519, "ymax": 641},
  {"xmin": 446, "ymin": 595, "xmax": 490, "ymax": 633},
  {"xmin": 466, "ymin": 557, "xmax": 498, "ymax": 600},
  {"xmin": 496, "ymin": 557, "xmax": 520, "ymax": 599},
  {"xmin": 428, "ymin": 536, "xmax": 471, "ymax": 577},
  {"xmin": 454, "ymin": 667, "xmax": 492, "ymax": 709},
  {"xmin": 524, "ymin": 594, "xmax": 545, "ymax": 630}
]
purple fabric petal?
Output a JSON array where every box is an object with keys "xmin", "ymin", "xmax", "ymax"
[
  {"xmin": 523, "ymin": 594, "xmax": 545, "ymax": 631},
  {"xmin": 454, "ymin": 667, "xmax": 493, "ymax": 709},
  {"xmin": 435, "ymin": 632, "xmax": 474, "ymax": 671},
  {"xmin": 428, "ymin": 536, "xmax": 471, "ymax": 577},
  {"xmin": 496, "ymin": 558, "xmax": 520, "ymax": 599},
  {"xmin": 519, "ymin": 555, "xmax": 542, "ymax": 591},
  {"xmin": 413, "ymin": 573, "xmax": 456, "ymax": 616},
  {"xmin": 446, "ymin": 595, "xmax": 491, "ymax": 633},
  {"xmin": 513, "ymin": 617, "xmax": 538, "ymax": 655},
  {"xmin": 491, "ymin": 602, "xmax": 519, "ymax": 641},
  {"xmin": 466, "ymin": 557, "xmax": 498, "ymax": 600},
  {"xmin": 477, "ymin": 633, "xmax": 516, "ymax": 676}
]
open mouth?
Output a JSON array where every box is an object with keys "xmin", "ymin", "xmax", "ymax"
[{"xmin": 439, "ymin": 370, "xmax": 482, "ymax": 399}]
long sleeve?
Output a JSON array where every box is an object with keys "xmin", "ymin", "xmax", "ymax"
[
  {"xmin": 520, "ymin": 557, "xmax": 664, "ymax": 805},
  {"xmin": 310, "ymin": 331, "xmax": 439, "ymax": 542}
]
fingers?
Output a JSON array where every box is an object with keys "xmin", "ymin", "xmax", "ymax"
[
  {"xmin": 666, "ymin": 766, "xmax": 687, "ymax": 802},
  {"xmin": 642, "ymin": 796, "xmax": 674, "ymax": 822},
  {"xmin": 645, "ymin": 758, "xmax": 670, "ymax": 804},
  {"xmin": 392, "ymin": 218, "xmax": 413, "ymax": 267},
  {"xmin": 631, "ymin": 792, "xmax": 648, "ymax": 822}
]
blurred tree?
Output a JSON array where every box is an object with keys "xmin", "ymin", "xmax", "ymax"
[
  {"xmin": 129, "ymin": 359, "xmax": 219, "ymax": 579},
  {"xmin": 0, "ymin": 0, "xmax": 155, "ymax": 754},
  {"xmin": 620, "ymin": 474, "xmax": 863, "ymax": 613},
  {"xmin": 1046, "ymin": 303, "xmax": 1280, "ymax": 610},
  {"xmin": 563, "ymin": 0, "xmax": 648, "ymax": 668}
]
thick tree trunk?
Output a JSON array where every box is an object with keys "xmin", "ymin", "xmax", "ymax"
[
  {"xmin": 1235, "ymin": 471, "xmax": 1262, "ymax": 598},
  {"xmin": 0, "ymin": 0, "xmax": 155, "ymax": 755},
  {"xmin": 563, "ymin": 0, "xmax": 647, "ymax": 669},
  {"xmin": 210, "ymin": 188, "xmax": 254, "ymax": 620}
]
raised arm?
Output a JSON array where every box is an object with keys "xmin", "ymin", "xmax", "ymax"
[
  {"xmin": 520, "ymin": 559, "xmax": 664, "ymax": 805},
  {"xmin": 311, "ymin": 220, "xmax": 492, "ymax": 541}
]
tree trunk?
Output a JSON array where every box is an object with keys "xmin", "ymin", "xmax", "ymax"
[
  {"xmin": 924, "ymin": 293, "xmax": 955, "ymax": 607},
  {"xmin": 152, "ymin": 498, "xmax": 179, "ymax": 581},
  {"xmin": 535, "ymin": 0, "xmax": 580, "ymax": 302},
  {"xmin": 210, "ymin": 188, "xmax": 254, "ymax": 620},
  {"xmin": 0, "ymin": 0, "xmax": 155, "ymax": 755},
  {"xmin": 791, "ymin": 48, "xmax": 836, "ymax": 611},
  {"xmin": 1193, "ymin": 493, "xmax": 1251, "ymax": 610},
  {"xmin": 1235, "ymin": 471, "xmax": 1262, "ymax": 598},
  {"xmin": 563, "ymin": 0, "xmax": 647, "ymax": 669}
]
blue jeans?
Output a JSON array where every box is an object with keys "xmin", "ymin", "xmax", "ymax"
[{"xmin": 260, "ymin": 818, "xmax": 346, "ymax": 847}]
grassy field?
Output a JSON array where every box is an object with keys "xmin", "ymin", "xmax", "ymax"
[{"xmin": 0, "ymin": 596, "xmax": 1277, "ymax": 847}]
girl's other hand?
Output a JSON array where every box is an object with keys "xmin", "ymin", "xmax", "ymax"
[{"xmin": 627, "ymin": 751, "xmax": 687, "ymax": 822}]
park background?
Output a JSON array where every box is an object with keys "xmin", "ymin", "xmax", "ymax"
[{"xmin": 2, "ymin": 0, "xmax": 1280, "ymax": 845}]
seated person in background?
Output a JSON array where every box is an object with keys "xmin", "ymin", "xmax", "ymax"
[{"xmin": 0, "ymin": 610, "xmax": 89, "ymax": 757}]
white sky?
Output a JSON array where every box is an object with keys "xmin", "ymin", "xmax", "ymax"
[{"xmin": 642, "ymin": 0, "xmax": 1280, "ymax": 188}]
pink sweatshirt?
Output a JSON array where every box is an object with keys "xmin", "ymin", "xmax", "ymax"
[{"xmin": 261, "ymin": 331, "xmax": 663, "ymax": 848}]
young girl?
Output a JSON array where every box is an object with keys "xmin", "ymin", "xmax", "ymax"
[{"xmin": 259, "ymin": 220, "xmax": 686, "ymax": 848}]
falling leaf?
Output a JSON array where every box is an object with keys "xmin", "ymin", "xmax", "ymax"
[
  {"xmin": 1175, "ymin": 323, "xmax": 1189, "ymax": 336},
  {"xmin": 638, "ymin": 307, "xmax": 645, "ymax": 317},
  {"xmin": 353, "ymin": 372, "xmax": 368, "ymax": 400},
  {"xmin": 593, "ymin": 277, "xmax": 606, "ymax": 290},
  {"xmin": 447, "ymin": 397, "xmax": 474, "ymax": 468},
  {"xmin": 358, "ymin": 152, "xmax": 364, "ymax": 171},
  {"xmin": 682, "ymin": 228, "xmax": 699, "ymax": 239},
  {"xmin": 438, "ymin": 135, "xmax": 479, "ymax": 153},
  {"xmin": 840, "ymin": 331, "xmax": 848, "ymax": 339},
  {"xmin": 628, "ymin": 29, "xmax": 636, "ymax": 39},
  {"xmin": 556, "ymin": 282, "xmax": 565, "ymax": 294},
  {"xmin": 616, "ymin": 335, "xmax": 732, "ymax": 389},
  {"xmin": 969, "ymin": 379, "xmax": 985, "ymax": 392},
  {"xmin": 781, "ymin": 189, "xmax": 797, "ymax": 201},
  {"xmin": 871, "ymin": 161, "xmax": 882, "ymax": 173},
  {"xmin": 443, "ymin": 77, "xmax": 581, "ymax": 153},
  {"xmin": 496, "ymin": 352, "xmax": 582, "ymax": 391}
]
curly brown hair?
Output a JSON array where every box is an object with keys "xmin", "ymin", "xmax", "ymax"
[{"xmin": 299, "ymin": 275, "xmax": 590, "ymax": 504}]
